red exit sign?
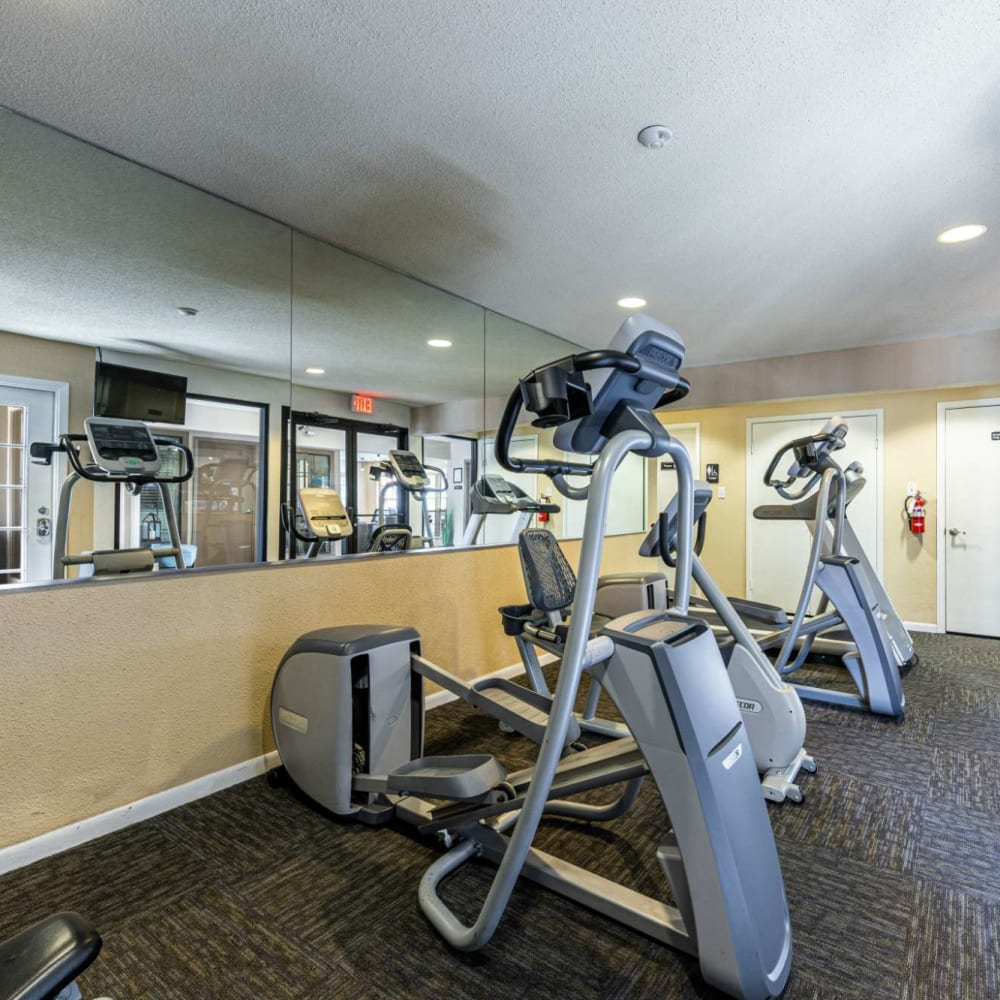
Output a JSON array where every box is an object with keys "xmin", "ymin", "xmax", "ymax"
[{"xmin": 351, "ymin": 394, "xmax": 375, "ymax": 415}]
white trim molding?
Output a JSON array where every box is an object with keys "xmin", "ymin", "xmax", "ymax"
[
  {"xmin": 904, "ymin": 621, "xmax": 944, "ymax": 634},
  {"xmin": 1, "ymin": 654, "xmax": 548, "ymax": 875},
  {"xmin": 0, "ymin": 750, "xmax": 280, "ymax": 876}
]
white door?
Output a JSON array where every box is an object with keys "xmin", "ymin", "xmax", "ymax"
[
  {"xmin": 747, "ymin": 413, "xmax": 880, "ymax": 610},
  {"xmin": 943, "ymin": 402, "xmax": 1000, "ymax": 637},
  {"xmin": 654, "ymin": 423, "xmax": 701, "ymax": 515},
  {"xmin": 0, "ymin": 383, "xmax": 59, "ymax": 584}
]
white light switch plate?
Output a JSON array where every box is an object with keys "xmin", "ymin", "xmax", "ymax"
[{"xmin": 718, "ymin": 486, "xmax": 727, "ymax": 499}]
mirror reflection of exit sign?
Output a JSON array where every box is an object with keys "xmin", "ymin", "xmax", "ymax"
[{"xmin": 351, "ymin": 394, "xmax": 375, "ymax": 415}]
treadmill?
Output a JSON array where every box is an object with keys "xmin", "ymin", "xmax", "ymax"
[{"xmin": 460, "ymin": 474, "xmax": 560, "ymax": 545}]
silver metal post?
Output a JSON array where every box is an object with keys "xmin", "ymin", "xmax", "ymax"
[
  {"xmin": 774, "ymin": 468, "xmax": 836, "ymax": 671},
  {"xmin": 661, "ymin": 437, "xmax": 694, "ymax": 613},
  {"xmin": 418, "ymin": 428, "xmax": 651, "ymax": 951}
]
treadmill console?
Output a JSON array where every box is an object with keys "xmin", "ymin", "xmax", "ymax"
[
  {"xmin": 389, "ymin": 449, "xmax": 431, "ymax": 491},
  {"xmin": 482, "ymin": 474, "xmax": 521, "ymax": 506},
  {"xmin": 84, "ymin": 417, "xmax": 161, "ymax": 475},
  {"xmin": 298, "ymin": 488, "xmax": 353, "ymax": 539}
]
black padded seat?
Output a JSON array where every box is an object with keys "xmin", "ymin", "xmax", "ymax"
[{"xmin": 0, "ymin": 911, "xmax": 101, "ymax": 1000}]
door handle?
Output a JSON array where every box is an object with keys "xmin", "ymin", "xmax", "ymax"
[{"xmin": 948, "ymin": 528, "xmax": 966, "ymax": 536}]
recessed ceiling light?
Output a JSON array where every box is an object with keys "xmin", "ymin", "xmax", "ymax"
[
  {"xmin": 617, "ymin": 297, "xmax": 647, "ymax": 309},
  {"xmin": 176, "ymin": 306, "xmax": 199, "ymax": 317},
  {"xmin": 427, "ymin": 339, "xmax": 452, "ymax": 348},
  {"xmin": 937, "ymin": 224, "xmax": 987, "ymax": 244},
  {"xmin": 304, "ymin": 367, "xmax": 326, "ymax": 375}
]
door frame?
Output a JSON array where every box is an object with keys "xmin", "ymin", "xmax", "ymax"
[
  {"xmin": 745, "ymin": 408, "xmax": 884, "ymax": 601},
  {"xmin": 0, "ymin": 376, "xmax": 70, "ymax": 582},
  {"xmin": 654, "ymin": 421, "xmax": 701, "ymax": 514},
  {"xmin": 281, "ymin": 408, "xmax": 409, "ymax": 557},
  {"xmin": 936, "ymin": 396, "xmax": 1000, "ymax": 634}
]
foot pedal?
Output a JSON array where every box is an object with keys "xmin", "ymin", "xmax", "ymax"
[
  {"xmin": 386, "ymin": 755, "xmax": 506, "ymax": 800},
  {"xmin": 472, "ymin": 679, "xmax": 582, "ymax": 744}
]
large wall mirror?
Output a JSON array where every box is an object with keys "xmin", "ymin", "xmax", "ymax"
[
  {"xmin": 0, "ymin": 106, "xmax": 293, "ymax": 587},
  {"xmin": 0, "ymin": 105, "xmax": 647, "ymax": 589}
]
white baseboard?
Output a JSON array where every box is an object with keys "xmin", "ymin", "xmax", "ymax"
[
  {"xmin": 0, "ymin": 750, "xmax": 281, "ymax": 876},
  {"xmin": 424, "ymin": 653, "xmax": 557, "ymax": 709},
  {"xmin": 904, "ymin": 621, "xmax": 944, "ymax": 634},
  {"xmin": 2, "ymin": 656, "xmax": 560, "ymax": 875}
]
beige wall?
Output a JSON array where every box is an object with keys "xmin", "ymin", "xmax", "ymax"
[
  {"xmin": 1, "ymin": 533, "xmax": 646, "ymax": 849},
  {"xmin": 669, "ymin": 382, "xmax": 1000, "ymax": 624},
  {"xmin": 0, "ymin": 329, "xmax": 95, "ymax": 560}
]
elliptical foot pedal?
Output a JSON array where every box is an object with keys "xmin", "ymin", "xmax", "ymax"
[{"xmin": 386, "ymin": 755, "xmax": 506, "ymax": 801}]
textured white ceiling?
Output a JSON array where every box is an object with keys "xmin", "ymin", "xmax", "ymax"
[
  {"xmin": 1, "ymin": 108, "xmax": 574, "ymax": 407},
  {"xmin": 1, "ymin": 0, "xmax": 999, "ymax": 363}
]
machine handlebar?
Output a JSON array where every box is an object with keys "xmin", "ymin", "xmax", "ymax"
[
  {"xmin": 763, "ymin": 424, "xmax": 847, "ymax": 501},
  {"xmin": 32, "ymin": 433, "xmax": 195, "ymax": 485},
  {"xmin": 494, "ymin": 349, "xmax": 690, "ymax": 480}
]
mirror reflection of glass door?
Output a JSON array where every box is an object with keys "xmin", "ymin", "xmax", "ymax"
[
  {"xmin": 121, "ymin": 396, "xmax": 268, "ymax": 569},
  {"xmin": 284, "ymin": 412, "xmax": 406, "ymax": 556},
  {"xmin": 356, "ymin": 429, "xmax": 409, "ymax": 551},
  {"xmin": 294, "ymin": 422, "xmax": 348, "ymax": 557}
]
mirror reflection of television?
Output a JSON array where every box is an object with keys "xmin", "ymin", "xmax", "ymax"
[{"xmin": 94, "ymin": 363, "xmax": 188, "ymax": 425}]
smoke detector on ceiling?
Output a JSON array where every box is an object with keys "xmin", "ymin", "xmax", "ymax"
[{"xmin": 637, "ymin": 125, "xmax": 672, "ymax": 150}]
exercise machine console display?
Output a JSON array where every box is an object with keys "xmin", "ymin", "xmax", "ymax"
[{"xmin": 84, "ymin": 416, "xmax": 161, "ymax": 474}]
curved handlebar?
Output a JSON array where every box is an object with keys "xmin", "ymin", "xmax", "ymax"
[
  {"xmin": 494, "ymin": 387, "xmax": 595, "ymax": 478},
  {"xmin": 60, "ymin": 433, "xmax": 195, "ymax": 485},
  {"xmin": 762, "ymin": 428, "xmax": 845, "ymax": 501},
  {"xmin": 494, "ymin": 352, "xmax": 690, "ymax": 479}
]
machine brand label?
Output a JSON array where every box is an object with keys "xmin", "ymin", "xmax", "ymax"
[
  {"xmin": 737, "ymin": 699, "xmax": 763, "ymax": 714},
  {"xmin": 722, "ymin": 743, "xmax": 743, "ymax": 770},
  {"xmin": 278, "ymin": 707, "xmax": 309, "ymax": 734},
  {"xmin": 992, "ymin": 431, "xmax": 1000, "ymax": 441}
]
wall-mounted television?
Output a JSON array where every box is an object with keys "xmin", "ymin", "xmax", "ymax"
[{"xmin": 93, "ymin": 362, "xmax": 188, "ymax": 425}]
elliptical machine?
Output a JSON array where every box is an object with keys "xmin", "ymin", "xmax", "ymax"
[
  {"xmin": 748, "ymin": 419, "xmax": 908, "ymax": 716},
  {"xmin": 270, "ymin": 315, "xmax": 793, "ymax": 1000}
]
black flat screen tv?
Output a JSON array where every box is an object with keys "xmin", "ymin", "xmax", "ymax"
[{"xmin": 93, "ymin": 362, "xmax": 188, "ymax": 425}]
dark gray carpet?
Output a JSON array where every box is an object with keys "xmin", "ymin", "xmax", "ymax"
[{"xmin": 2, "ymin": 632, "xmax": 999, "ymax": 999}]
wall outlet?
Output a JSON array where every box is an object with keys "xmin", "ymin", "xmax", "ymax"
[
  {"xmin": 906, "ymin": 482, "xmax": 918, "ymax": 497},
  {"xmin": 718, "ymin": 486, "xmax": 727, "ymax": 499}
]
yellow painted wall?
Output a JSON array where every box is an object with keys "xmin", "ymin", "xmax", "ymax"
[
  {"xmin": 668, "ymin": 383, "xmax": 1000, "ymax": 624},
  {"xmin": 1, "ymin": 533, "xmax": 646, "ymax": 849}
]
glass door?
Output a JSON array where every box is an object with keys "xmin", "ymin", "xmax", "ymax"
[{"xmin": 284, "ymin": 411, "xmax": 406, "ymax": 556}]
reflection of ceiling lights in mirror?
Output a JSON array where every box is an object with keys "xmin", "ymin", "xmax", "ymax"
[
  {"xmin": 304, "ymin": 367, "xmax": 326, "ymax": 374},
  {"xmin": 427, "ymin": 339, "xmax": 452, "ymax": 348},
  {"xmin": 617, "ymin": 297, "xmax": 646, "ymax": 309},
  {"xmin": 176, "ymin": 306, "xmax": 199, "ymax": 317},
  {"xmin": 936, "ymin": 224, "xmax": 987, "ymax": 244}
]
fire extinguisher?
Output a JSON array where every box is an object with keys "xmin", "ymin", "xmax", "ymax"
[
  {"xmin": 538, "ymin": 493, "xmax": 551, "ymax": 524},
  {"xmin": 904, "ymin": 492, "xmax": 926, "ymax": 535}
]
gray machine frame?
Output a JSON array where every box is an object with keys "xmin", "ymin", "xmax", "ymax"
[{"xmin": 747, "ymin": 421, "xmax": 909, "ymax": 716}]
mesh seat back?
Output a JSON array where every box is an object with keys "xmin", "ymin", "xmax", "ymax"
[
  {"xmin": 369, "ymin": 525, "xmax": 412, "ymax": 552},
  {"xmin": 518, "ymin": 529, "xmax": 576, "ymax": 612}
]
